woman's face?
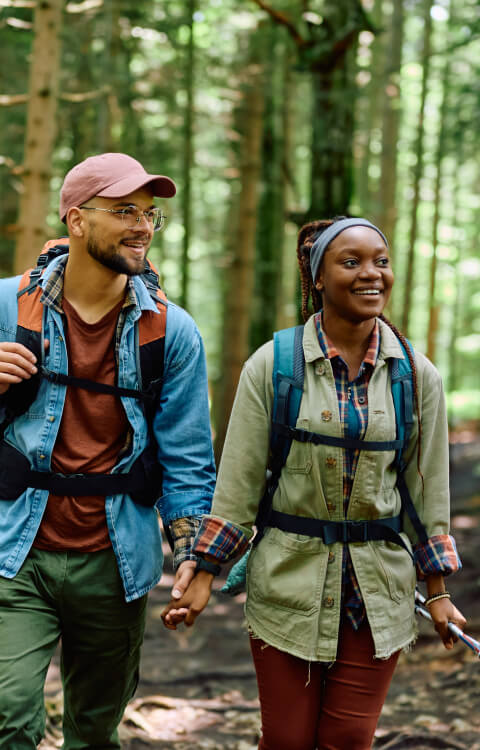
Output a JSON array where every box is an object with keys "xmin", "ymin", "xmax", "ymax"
[{"xmin": 315, "ymin": 226, "xmax": 394, "ymax": 324}]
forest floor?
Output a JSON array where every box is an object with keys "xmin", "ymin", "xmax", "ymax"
[{"xmin": 41, "ymin": 426, "xmax": 480, "ymax": 750}]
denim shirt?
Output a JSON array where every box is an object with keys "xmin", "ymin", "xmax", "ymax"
[{"xmin": 0, "ymin": 259, "xmax": 215, "ymax": 601}]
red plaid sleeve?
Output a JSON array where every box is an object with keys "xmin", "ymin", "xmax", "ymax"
[
  {"xmin": 413, "ymin": 534, "xmax": 462, "ymax": 580},
  {"xmin": 193, "ymin": 516, "xmax": 250, "ymax": 563}
]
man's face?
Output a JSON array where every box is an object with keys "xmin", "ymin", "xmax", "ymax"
[{"xmin": 82, "ymin": 187, "xmax": 156, "ymax": 276}]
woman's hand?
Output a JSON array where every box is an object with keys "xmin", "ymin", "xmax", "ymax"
[
  {"xmin": 161, "ymin": 568, "xmax": 214, "ymax": 630},
  {"xmin": 428, "ymin": 598, "xmax": 467, "ymax": 650}
]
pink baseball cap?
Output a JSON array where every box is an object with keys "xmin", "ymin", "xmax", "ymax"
[{"xmin": 59, "ymin": 152, "xmax": 176, "ymax": 222}]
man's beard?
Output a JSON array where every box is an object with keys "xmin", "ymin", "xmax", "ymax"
[{"xmin": 86, "ymin": 238, "xmax": 146, "ymax": 276}]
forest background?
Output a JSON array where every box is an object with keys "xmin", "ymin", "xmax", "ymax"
[{"xmin": 1, "ymin": 0, "xmax": 480, "ymax": 458}]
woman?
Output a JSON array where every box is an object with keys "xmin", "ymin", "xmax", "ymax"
[{"xmin": 166, "ymin": 217, "xmax": 465, "ymax": 750}]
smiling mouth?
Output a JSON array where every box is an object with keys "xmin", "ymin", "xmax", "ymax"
[
  {"xmin": 121, "ymin": 239, "xmax": 147, "ymax": 251},
  {"xmin": 353, "ymin": 289, "xmax": 382, "ymax": 296}
]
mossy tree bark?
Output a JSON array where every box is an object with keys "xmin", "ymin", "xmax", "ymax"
[
  {"xmin": 15, "ymin": 0, "xmax": 63, "ymax": 273},
  {"xmin": 214, "ymin": 60, "xmax": 265, "ymax": 462}
]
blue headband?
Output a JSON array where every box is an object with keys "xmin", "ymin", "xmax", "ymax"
[{"xmin": 310, "ymin": 218, "xmax": 388, "ymax": 283}]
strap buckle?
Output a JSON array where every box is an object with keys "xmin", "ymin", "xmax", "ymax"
[
  {"xmin": 28, "ymin": 267, "xmax": 43, "ymax": 281},
  {"xmin": 39, "ymin": 367, "xmax": 63, "ymax": 384},
  {"xmin": 36, "ymin": 254, "xmax": 50, "ymax": 268},
  {"xmin": 345, "ymin": 520, "xmax": 369, "ymax": 543}
]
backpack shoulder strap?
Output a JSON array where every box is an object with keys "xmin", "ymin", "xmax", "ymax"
[
  {"xmin": 390, "ymin": 337, "xmax": 414, "ymax": 471},
  {"xmin": 390, "ymin": 337, "xmax": 429, "ymax": 545},
  {"xmin": 17, "ymin": 240, "xmax": 70, "ymax": 298},
  {"xmin": 254, "ymin": 326, "xmax": 305, "ymax": 541},
  {"xmin": 271, "ymin": 325, "xmax": 305, "ymax": 466},
  {"xmin": 3, "ymin": 272, "xmax": 45, "ymax": 419},
  {"xmin": 137, "ymin": 259, "xmax": 168, "ymax": 396},
  {"xmin": 138, "ymin": 287, "xmax": 168, "ymax": 392}
]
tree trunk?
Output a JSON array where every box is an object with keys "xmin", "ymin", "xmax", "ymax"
[
  {"xmin": 376, "ymin": 0, "xmax": 404, "ymax": 256},
  {"xmin": 99, "ymin": 0, "xmax": 121, "ymax": 153},
  {"xmin": 356, "ymin": 0, "xmax": 384, "ymax": 216},
  {"xmin": 214, "ymin": 63, "xmax": 265, "ymax": 463},
  {"xmin": 309, "ymin": 54, "xmax": 357, "ymax": 220},
  {"xmin": 401, "ymin": 0, "xmax": 433, "ymax": 336},
  {"xmin": 250, "ymin": 26, "xmax": 288, "ymax": 352},
  {"xmin": 15, "ymin": 0, "xmax": 63, "ymax": 273},
  {"xmin": 253, "ymin": 0, "xmax": 370, "ymax": 223},
  {"xmin": 276, "ymin": 56, "xmax": 298, "ymax": 331},
  {"xmin": 426, "ymin": 52, "xmax": 451, "ymax": 363},
  {"xmin": 180, "ymin": 0, "xmax": 195, "ymax": 311},
  {"xmin": 447, "ymin": 155, "xmax": 466, "ymax": 397}
]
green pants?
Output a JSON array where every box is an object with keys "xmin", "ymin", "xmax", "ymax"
[{"xmin": 0, "ymin": 547, "xmax": 147, "ymax": 750}]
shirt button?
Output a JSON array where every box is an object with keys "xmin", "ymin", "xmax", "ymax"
[
  {"xmin": 358, "ymin": 396, "xmax": 366, "ymax": 404},
  {"xmin": 327, "ymin": 502, "xmax": 336, "ymax": 512},
  {"xmin": 39, "ymin": 454, "xmax": 46, "ymax": 460},
  {"xmin": 316, "ymin": 363, "xmax": 326, "ymax": 375},
  {"xmin": 48, "ymin": 416, "xmax": 55, "ymax": 422},
  {"xmin": 326, "ymin": 456, "xmax": 336, "ymax": 468},
  {"xmin": 321, "ymin": 410, "xmax": 332, "ymax": 422},
  {"xmin": 323, "ymin": 596, "xmax": 334, "ymax": 608},
  {"xmin": 328, "ymin": 551, "xmax": 335, "ymax": 563}
]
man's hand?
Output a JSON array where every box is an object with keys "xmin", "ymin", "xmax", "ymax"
[
  {"xmin": 0, "ymin": 341, "xmax": 49, "ymax": 395},
  {"xmin": 429, "ymin": 598, "xmax": 467, "ymax": 650},
  {"xmin": 161, "ymin": 564, "xmax": 214, "ymax": 630}
]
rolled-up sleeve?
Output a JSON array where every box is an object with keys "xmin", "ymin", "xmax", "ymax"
[
  {"xmin": 402, "ymin": 352, "xmax": 462, "ymax": 577},
  {"xmin": 168, "ymin": 516, "xmax": 203, "ymax": 569},
  {"xmin": 193, "ymin": 515, "xmax": 251, "ymax": 563},
  {"xmin": 402, "ymin": 354, "xmax": 451, "ymax": 542},
  {"xmin": 414, "ymin": 534, "xmax": 461, "ymax": 579},
  {"xmin": 154, "ymin": 303, "xmax": 215, "ymax": 524}
]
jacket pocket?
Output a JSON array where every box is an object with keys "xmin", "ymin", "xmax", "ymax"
[
  {"xmin": 247, "ymin": 527, "xmax": 326, "ymax": 614},
  {"xmin": 284, "ymin": 418, "xmax": 312, "ymax": 474},
  {"xmin": 370, "ymin": 537, "xmax": 416, "ymax": 603}
]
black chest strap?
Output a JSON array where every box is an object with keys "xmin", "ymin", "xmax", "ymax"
[
  {"xmin": 272, "ymin": 422, "xmax": 403, "ymax": 452},
  {"xmin": 268, "ymin": 509, "xmax": 412, "ymax": 559},
  {"xmin": 39, "ymin": 366, "xmax": 156, "ymax": 402}
]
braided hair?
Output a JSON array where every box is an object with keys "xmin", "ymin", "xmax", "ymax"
[{"xmin": 296, "ymin": 218, "xmax": 424, "ymax": 491}]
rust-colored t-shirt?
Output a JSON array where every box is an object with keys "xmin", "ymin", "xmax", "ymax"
[{"xmin": 34, "ymin": 296, "xmax": 128, "ymax": 551}]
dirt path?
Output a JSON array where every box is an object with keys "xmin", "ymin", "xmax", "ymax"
[{"xmin": 41, "ymin": 438, "xmax": 480, "ymax": 749}]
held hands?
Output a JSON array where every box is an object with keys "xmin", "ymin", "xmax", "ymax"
[
  {"xmin": 161, "ymin": 560, "xmax": 214, "ymax": 630},
  {"xmin": 0, "ymin": 341, "xmax": 49, "ymax": 395},
  {"xmin": 428, "ymin": 598, "xmax": 467, "ymax": 650}
]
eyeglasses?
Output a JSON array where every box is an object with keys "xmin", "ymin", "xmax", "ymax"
[{"xmin": 79, "ymin": 205, "xmax": 166, "ymax": 232}]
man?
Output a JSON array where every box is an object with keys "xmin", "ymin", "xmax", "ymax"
[{"xmin": 0, "ymin": 153, "xmax": 216, "ymax": 749}]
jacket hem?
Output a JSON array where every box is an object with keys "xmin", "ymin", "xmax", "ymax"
[
  {"xmin": 245, "ymin": 608, "xmax": 338, "ymax": 663},
  {"xmin": 246, "ymin": 605, "xmax": 419, "ymax": 663},
  {"xmin": 123, "ymin": 572, "xmax": 162, "ymax": 603}
]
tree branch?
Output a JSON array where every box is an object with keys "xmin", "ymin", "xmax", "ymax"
[
  {"xmin": 0, "ymin": 94, "xmax": 28, "ymax": 106},
  {"xmin": 0, "ymin": 1, "xmax": 35, "ymax": 7},
  {"xmin": 0, "ymin": 86, "xmax": 110, "ymax": 107},
  {"xmin": 60, "ymin": 85, "xmax": 111, "ymax": 102},
  {"xmin": 0, "ymin": 155, "xmax": 21, "ymax": 172},
  {"xmin": 250, "ymin": 0, "xmax": 305, "ymax": 47}
]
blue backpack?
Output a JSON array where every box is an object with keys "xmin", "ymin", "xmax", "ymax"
[{"xmin": 222, "ymin": 325, "xmax": 428, "ymax": 595}]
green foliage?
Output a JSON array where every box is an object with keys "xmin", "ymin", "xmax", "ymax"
[{"xmin": 1, "ymin": 0, "xmax": 480, "ymax": 422}]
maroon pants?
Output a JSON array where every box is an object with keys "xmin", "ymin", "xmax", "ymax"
[{"xmin": 250, "ymin": 620, "xmax": 399, "ymax": 750}]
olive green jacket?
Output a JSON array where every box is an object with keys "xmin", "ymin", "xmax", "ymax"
[{"xmin": 211, "ymin": 316, "xmax": 451, "ymax": 661}]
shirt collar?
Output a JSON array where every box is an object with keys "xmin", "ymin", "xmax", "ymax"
[
  {"xmin": 39, "ymin": 254, "xmax": 137, "ymax": 313},
  {"xmin": 314, "ymin": 312, "xmax": 380, "ymax": 369}
]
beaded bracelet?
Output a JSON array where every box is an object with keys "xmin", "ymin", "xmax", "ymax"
[{"xmin": 425, "ymin": 591, "xmax": 451, "ymax": 607}]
